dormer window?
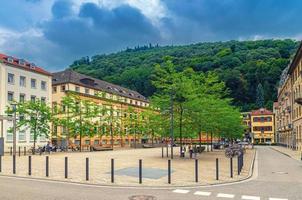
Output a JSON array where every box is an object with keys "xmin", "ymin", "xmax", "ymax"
[
  {"xmin": 18, "ymin": 59, "xmax": 26, "ymax": 66},
  {"xmin": 7, "ymin": 57, "xmax": 14, "ymax": 63},
  {"xmin": 30, "ymin": 63, "xmax": 36, "ymax": 69},
  {"xmin": 80, "ymin": 78, "xmax": 95, "ymax": 86}
]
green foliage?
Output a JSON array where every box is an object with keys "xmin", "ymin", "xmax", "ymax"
[
  {"xmin": 70, "ymin": 39, "xmax": 299, "ymax": 111},
  {"xmin": 6, "ymin": 100, "xmax": 52, "ymax": 150},
  {"xmin": 256, "ymin": 83, "xmax": 265, "ymax": 108}
]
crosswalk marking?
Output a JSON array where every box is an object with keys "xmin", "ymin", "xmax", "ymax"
[
  {"xmin": 172, "ymin": 189, "xmax": 190, "ymax": 194},
  {"xmin": 242, "ymin": 195, "xmax": 260, "ymax": 200},
  {"xmin": 269, "ymin": 198, "xmax": 288, "ymax": 200},
  {"xmin": 217, "ymin": 193, "xmax": 235, "ymax": 198},
  {"xmin": 194, "ymin": 191, "xmax": 211, "ymax": 196}
]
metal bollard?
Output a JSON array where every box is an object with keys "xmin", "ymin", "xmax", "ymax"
[
  {"xmin": 28, "ymin": 156, "xmax": 32, "ymax": 176},
  {"xmin": 230, "ymin": 157, "xmax": 233, "ymax": 178},
  {"xmin": 13, "ymin": 155, "xmax": 16, "ymax": 174},
  {"xmin": 10, "ymin": 147, "xmax": 12, "ymax": 156},
  {"xmin": 139, "ymin": 159, "xmax": 142, "ymax": 184},
  {"xmin": 111, "ymin": 158, "xmax": 114, "ymax": 183},
  {"xmin": 46, "ymin": 156, "xmax": 49, "ymax": 177},
  {"xmin": 162, "ymin": 146, "xmax": 164, "ymax": 158},
  {"xmin": 168, "ymin": 159, "xmax": 171, "ymax": 184},
  {"xmin": 216, "ymin": 158, "xmax": 219, "ymax": 180},
  {"xmin": 18, "ymin": 146, "xmax": 21, "ymax": 157},
  {"xmin": 195, "ymin": 159, "xmax": 198, "ymax": 182},
  {"xmin": 86, "ymin": 157, "xmax": 89, "ymax": 181},
  {"xmin": 0, "ymin": 156, "xmax": 2, "ymax": 173},
  {"xmin": 237, "ymin": 155, "xmax": 240, "ymax": 175},
  {"xmin": 65, "ymin": 157, "xmax": 68, "ymax": 179},
  {"xmin": 24, "ymin": 147, "xmax": 26, "ymax": 156}
]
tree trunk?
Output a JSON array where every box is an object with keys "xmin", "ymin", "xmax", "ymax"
[
  {"xmin": 151, "ymin": 129, "xmax": 154, "ymax": 146},
  {"xmin": 206, "ymin": 133, "xmax": 209, "ymax": 152}
]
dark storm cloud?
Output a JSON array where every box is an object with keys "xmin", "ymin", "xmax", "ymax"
[
  {"xmin": 163, "ymin": 0, "xmax": 302, "ymax": 42},
  {"xmin": 41, "ymin": 2, "xmax": 160, "ymax": 57}
]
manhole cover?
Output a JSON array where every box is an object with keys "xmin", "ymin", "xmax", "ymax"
[
  {"xmin": 272, "ymin": 171, "xmax": 288, "ymax": 174},
  {"xmin": 129, "ymin": 195, "xmax": 157, "ymax": 200}
]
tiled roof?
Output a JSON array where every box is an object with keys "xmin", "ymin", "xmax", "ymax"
[
  {"xmin": 0, "ymin": 53, "xmax": 52, "ymax": 76},
  {"xmin": 52, "ymin": 69, "xmax": 149, "ymax": 102},
  {"xmin": 251, "ymin": 108, "xmax": 273, "ymax": 115},
  {"xmin": 288, "ymin": 41, "xmax": 302, "ymax": 74}
]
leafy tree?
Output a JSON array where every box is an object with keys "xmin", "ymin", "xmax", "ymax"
[{"xmin": 6, "ymin": 100, "xmax": 52, "ymax": 153}]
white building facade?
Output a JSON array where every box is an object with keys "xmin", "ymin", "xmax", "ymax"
[{"xmin": 0, "ymin": 54, "xmax": 52, "ymax": 151}]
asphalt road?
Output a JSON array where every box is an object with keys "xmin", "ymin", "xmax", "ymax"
[{"xmin": 0, "ymin": 146, "xmax": 301, "ymax": 200}]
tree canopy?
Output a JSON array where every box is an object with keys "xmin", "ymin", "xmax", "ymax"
[{"xmin": 70, "ymin": 39, "xmax": 299, "ymax": 111}]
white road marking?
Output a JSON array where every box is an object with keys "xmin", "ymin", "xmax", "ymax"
[
  {"xmin": 172, "ymin": 189, "xmax": 190, "ymax": 194},
  {"xmin": 217, "ymin": 193, "xmax": 235, "ymax": 198},
  {"xmin": 194, "ymin": 191, "xmax": 211, "ymax": 196},
  {"xmin": 242, "ymin": 195, "xmax": 260, "ymax": 200},
  {"xmin": 269, "ymin": 198, "xmax": 288, "ymax": 200}
]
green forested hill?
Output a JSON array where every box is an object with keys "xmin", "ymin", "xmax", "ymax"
[{"xmin": 69, "ymin": 39, "xmax": 299, "ymax": 111}]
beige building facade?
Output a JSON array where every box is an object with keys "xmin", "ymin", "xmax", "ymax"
[{"xmin": 0, "ymin": 53, "xmax": 52, "ymax": 150}]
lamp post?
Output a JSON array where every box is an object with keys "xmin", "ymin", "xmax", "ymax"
[
  {"xmin": 170, "ymin": 91, "xmax": 174, "ymax": 159},
  {"xmin": 11, "ymin": 102, "xmax": 17, "ymax": 156}
]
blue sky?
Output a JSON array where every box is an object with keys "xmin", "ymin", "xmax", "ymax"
[{"xmin": 0, "ymin": 0, "xmax": 302, "ymax": 71}]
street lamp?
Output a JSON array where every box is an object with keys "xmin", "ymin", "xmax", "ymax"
[{"xmin": 10, "ymin": 102, "xmax": 17, "ymax": 156}]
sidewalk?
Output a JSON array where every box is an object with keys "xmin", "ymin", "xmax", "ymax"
[
  {"xmin": 270, "ymin": 146, "xmax": 302, "ymax": 161},
  {"xmin": 0, "ymin": 147, "xmax": 255, "ymax": 187}
]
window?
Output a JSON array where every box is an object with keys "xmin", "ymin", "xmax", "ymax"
[
  {"xmin": 19, "ymin": 94, "xmax": 25, "ymax": 102},
  {"xmin": 40, "ymin": 134, "xmax": 46, "ymax": 142},
  {"xmin": 30, "ymin": 95, "xmax": 36, "ymax": 102},
  {"xmin": 102, "ymin": 140, "xmax": 107, "ymax": 144},
  {"xmin": 75, "ymin": 86, "xmax": 80, "ymax": 92},
  {"xmin": 61, "ymin": 85, "xmax": 66, "ymax": 92},
  {"xmin": 53, "ymin": 125, "xmax": 58, "ymax": 137},
  {"xmin": 18, "ymin": 131, "xmax": 26, "ymax": 142},
  {"xmin": 30, "ymin": 132, "xmax": 34, "ymax": 142},
  {"xmin": 41, "ymin": 97, "xmax": 46, "ymax": 103},
  {"xmin": 20, "ymin": 76, "xmax": 26, "ymax": 87},
  {"xmin": 7, "ymin": 92, "xmax": 14, "ymax": 101},
  {"xmin": 52, "ymin": 86, "xmax": 57, "ymax": 93},
  {"xmin": 8, "ymin": 73, "xmax": 14, "ymax": 84},
  {"xmin": 41, "ymin": 81, "xmax": 46, "ymax": 90},
  {"xmin": 6, "ymin": 132, "xmax": 13, "ymax": 142},
  {"xmin": 85, "ymin": 88, "xmax": 90, "ymax": 94},
  {"xmin": 94, "ymin": 140, "xmax": 99, "ymax": 145},
  {"xmin": 31, "ymin": 79, "xmax": 36, "ymax": 88},
  {"xmin": 62, "ymin": 126, "xmax": 67, "ymax": 135},
  {"xmin": 52, "ymin": 102, "xmax": 58, "ymax": 113},
  {"xmin": 85, "ymin": 140, "xmax": 90, "ymax": 145}
]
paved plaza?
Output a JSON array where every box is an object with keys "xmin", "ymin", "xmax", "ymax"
[{"xmin": 0, "ymin": 147, "xmax": 255, "ymax": 186}]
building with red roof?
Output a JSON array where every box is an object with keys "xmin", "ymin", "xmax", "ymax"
[{"xmin": 0, "ymin": 53, "xmax": 52, "ymax": 151}]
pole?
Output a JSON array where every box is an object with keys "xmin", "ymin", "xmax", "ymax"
[
  {"xmin": 139, "ymin": 159, "xmax": 142, "ymax": 184},
  {"xmin": 13, "ymin": 155, "xmax": 16, "ymax": 174},
  {"xmin": 28, "ymin": 156, "xmax": 31, "ymax": 176},
  {"xmin": 86, "ymin": 157, "xmax": 89, "ymax": 181},
  {"xmin": 237, "ymin": 155, "xmax": 240, "ymax": 175},
  {"xmin": 195, "ymin": 159, "xmax": 198, "ymax": 182},
  {"xmin": 168, "ymin": 159, "xmax": 171, "ymax": 184},
  {"xmin": 46, "ymin": 156, "xmax": 49, "ymax": 177},
  {"xmin": 161, "ymin": 146, "xmax": 164, "ymax": 158},
  {"xmin": 24, "ymin": 147, "xmax": 26, "ymax": 156},
  {"xmin": 170, "ymin": 92, "xmax": 174, "ymax": 159},
  {"xmin": 111, "ymin": 158, "xmax": 114, "ymax": 183},
  {"xmin": 65, "ymin": 157, "xmax": 68, "ymax": 179},
  {"xmin": 18, "ymin": 146, "xmax": 20, "ymax": 157},
  {"xmin": 216, "ymin": 158, "xmax": 219, "ymax": 180},
  {"xmin": 0, "ymin": 155, "xmax": 2, "ymax": 172},
  {"xmin": 230, "ymin": 157, "xmax": 233, "ymax": 178},
  {"xmin": 13, "ymin": 107, "xmax": 17, "ymax": 156}
]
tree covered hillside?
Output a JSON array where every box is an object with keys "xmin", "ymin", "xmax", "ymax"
[{"xmin": 70, "ymin": 39, "xmax": 299, "ymax": 111}]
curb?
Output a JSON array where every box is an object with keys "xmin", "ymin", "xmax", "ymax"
[
  {"xmin": 0, "ymin": 149, "xmax": 257, "ymax": 190},
  {"xmin": 270, "ymin": 147, "xmax": 301, "ymax": 161}
]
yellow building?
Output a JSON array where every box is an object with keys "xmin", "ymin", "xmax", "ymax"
[
  {"xmin": 250, "ymin": 108, "xmax": 275, "ymax": 144},
  {"xmin": 51, "ymin": 69, "xmax": 152, "ymax": 148}
]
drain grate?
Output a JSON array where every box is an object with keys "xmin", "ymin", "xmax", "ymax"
[{"xmin": 129, "ymin": 195, "xmax": 157, "ymax": 200}]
